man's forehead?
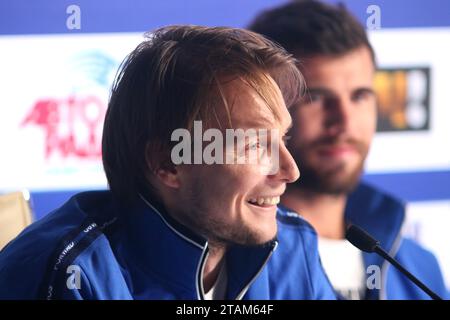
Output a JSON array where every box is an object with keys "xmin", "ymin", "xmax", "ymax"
[
  {"xmin": 301, "ymin": 48, "xmax": 375, "ymax": 81},
  {"xmin": 233, "ymin": 109, "xmax": 292, "ymax": 132},
  {"xmin": 216, "ymin": 77, "xmax": 291, "ymax": 130}
]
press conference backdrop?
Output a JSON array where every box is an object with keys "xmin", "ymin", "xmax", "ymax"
[{"xmin": 1, "ymin": 0, "xmax": 449, "ymax": 288}]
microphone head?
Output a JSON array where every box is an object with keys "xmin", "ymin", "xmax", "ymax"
[{"xmin": 345, "ymin": 224, "xmax": 380, "ymax": 253}]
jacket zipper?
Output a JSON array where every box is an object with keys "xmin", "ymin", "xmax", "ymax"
[
  {"xmin": 196, "ymin": 244, "xmax": 209, "ymax": 300},
  {"xmin": 196, "ymin": 241, "xmax": 279, "ymax": 300},
  {"xmin": 235, "ymin": 241, "xmax": 279, "ymax": 300}
]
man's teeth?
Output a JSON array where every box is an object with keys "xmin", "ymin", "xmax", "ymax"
[{"xmin": 248, "ymin": 196, "xmax": 280, "ymax": 206}]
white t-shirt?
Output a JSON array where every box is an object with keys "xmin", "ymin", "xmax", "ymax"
[
  {"xmin": 204, "ymin": 261, "xmax": 227, "ymax": 300},
  {"xmin": 318, "ymin": 237, "xmax": 366, "ymax": 300}
]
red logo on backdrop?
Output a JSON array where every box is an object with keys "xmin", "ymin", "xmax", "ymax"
[{"xmin": 21, "ymin": 95, "xmax": 106, "ymax": 159}]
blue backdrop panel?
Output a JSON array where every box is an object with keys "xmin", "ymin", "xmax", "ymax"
[{"xmin": 1, "ymin": 0, "xmax": 450, "ymax": 36}]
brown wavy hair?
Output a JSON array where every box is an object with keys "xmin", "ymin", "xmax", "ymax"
[{"xmin": 102, "ymin": 25, "xmax": 304, "ymax": 202}]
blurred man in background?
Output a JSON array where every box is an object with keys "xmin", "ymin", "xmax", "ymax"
[
  {"xmin": 0, "ymin": 25, "xmax": 335, "ymax": 299},
  {"xmin": 249, "ymin": 0, "xmax": 448, "ymax": 299}
]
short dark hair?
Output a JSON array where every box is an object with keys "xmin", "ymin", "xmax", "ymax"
[
  {"xmin": 248, "ymin": 0, "xmax": 375, "ymax": 64},
  {"xmin": 102, "ymin": 25, "xmax": 304, "ymax": 202}
]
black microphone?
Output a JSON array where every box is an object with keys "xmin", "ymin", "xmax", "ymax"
[{"xmin": 346, "ymin": 224, "xmax": 442, "ymax": 300}]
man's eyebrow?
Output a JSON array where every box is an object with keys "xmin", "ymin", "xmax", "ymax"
[
  {"xmin": 353, "ymin": 87, "xmax": 376, "ymax": 95},
  {"xmin": 304, "ymin": 87, "xmax": 376, "ymax": 100},
  {"xmin": 306, "ymin": 87, "xmax": 375, "ymax": 94}
]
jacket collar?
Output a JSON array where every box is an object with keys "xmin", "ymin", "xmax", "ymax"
[
  {"xmin": 121, "ymin": 193, "xmax": 277, "ymax": 299},
  {"xmin": 344, "ymin": 182, "xmax": 405, "ymax": 299},
  {"xmin": 345, "ymin": 182, "xmax": 405, "ymax": 254}
]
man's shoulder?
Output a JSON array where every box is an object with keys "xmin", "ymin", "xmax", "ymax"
[
  {"xmin": 397, "ymin": 237, "xmax": 442, "ymax": 268},
  {"xmin": 349, "ymin": 182, "xmax": 404, "ymax": 210},
  {"xmin": 391, "ymin": 237, "xmax": 449, "ymax": 299},
  {"xmin": 276, "ymin": 204, "xmax": 317, "ymax": 234},
  {"xmin": 346, "ymin": 183, "xmax": 405, "ymax": 241},
  {"xmin": 0, "ymin": 190, "xmax": 115, "ymax": 260},
  {"xmin": 268, "ymin": 205, "xmax": 336, "ymax": 299},
  {"xmin": 0, "ymin": 190, "xmax": 119, "ymax": 299},
  {"xmin": 275, "ymin": 204, "xmax": 319, "ymax": 252}
]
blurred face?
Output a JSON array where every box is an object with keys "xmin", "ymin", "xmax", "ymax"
[
  {"xmin": 172, "ymin": 78, "xmax": 299, "ymax": 246},
  {"xmin": 288, "ymin": 46, "xmax": 376, "ymax": 194}
]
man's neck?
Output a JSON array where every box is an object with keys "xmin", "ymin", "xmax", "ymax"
[
  {"xmin": 281, "ymin": 187, "xmax": 348, "ymax": 239},
  {"xmin": 203, "ymin": 243, "xmax": 226, "ymax": 293}
]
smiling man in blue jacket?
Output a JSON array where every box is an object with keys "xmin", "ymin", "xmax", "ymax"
[
  {"xmin": 0, "ymin": 25, "xmax": 335, "ymax": 300},
  {"xmin": 249, "ymin": 0, "xmax": 448, "ymax": 299}
]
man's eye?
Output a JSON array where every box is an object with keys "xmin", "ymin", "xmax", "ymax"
[
  {"xmin": 310, "ymin": 94, "xmax": 322, "ymax": 102},
  {"xmin": 353, "ymin": 90, "xmax": 373, "ymax": 102},
  {"xmin": 304, "ymin": 92, "xmax": 323, "ymax": 104}
]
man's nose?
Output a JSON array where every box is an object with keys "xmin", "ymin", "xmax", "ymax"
[
  {"xmin": 272, "ymin": 142, "xmax": 300, "ymax": 183},
  {"xmin": 324, "ymin": 97, "xmax": 352, "ymax": 136}
]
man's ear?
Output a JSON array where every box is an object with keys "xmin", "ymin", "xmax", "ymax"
[
  {"xmin": 145, "ymin": 143, "xmax": 181, "ymax": 189},
  {"xmin": 154, "ymin": 166, "xmax": 181, "ymax": 189}
]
